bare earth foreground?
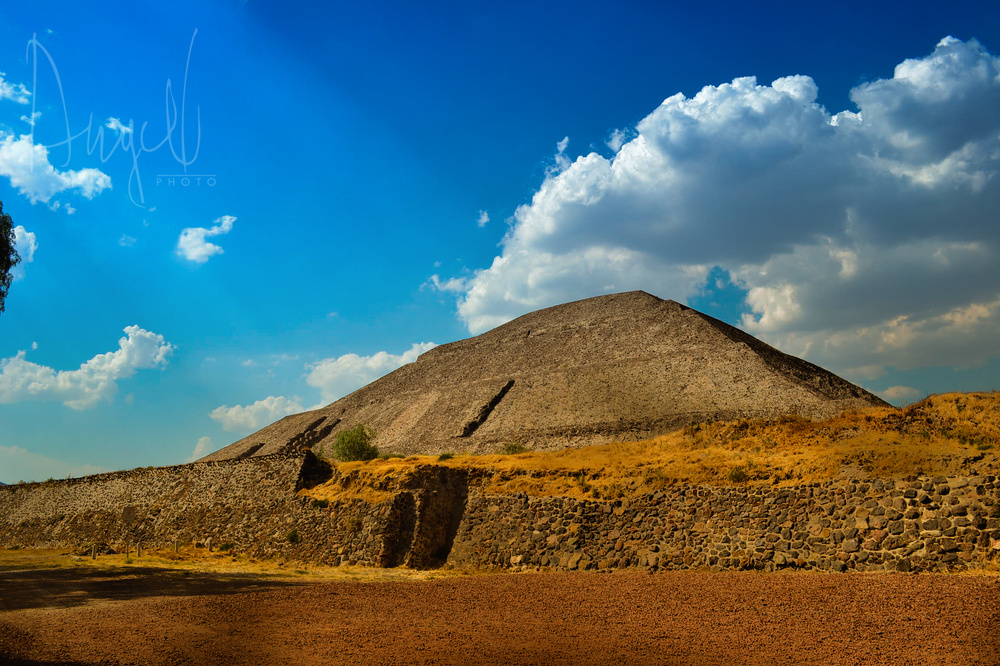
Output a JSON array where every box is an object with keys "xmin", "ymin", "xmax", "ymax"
[{"xmin": 1, "ymin": 563, "xmax": 998, "ymax": 666}]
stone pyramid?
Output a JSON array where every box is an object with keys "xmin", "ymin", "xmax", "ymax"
[{"xmin": 202, "ymin": 291, "xmax": 887, "ymax": 461}]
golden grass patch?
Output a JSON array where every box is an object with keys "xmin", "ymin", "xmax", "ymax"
[{"xmin": 304, "ymin": 392, "xmax": 999, "ymax": 502}]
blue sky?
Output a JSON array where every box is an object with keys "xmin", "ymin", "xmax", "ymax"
[{"xmin": 1, "ymin": 1, "xmax": 999, "ymax": 482}]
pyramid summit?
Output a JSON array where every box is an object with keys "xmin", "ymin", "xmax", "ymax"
[{"xmin": 202, "ymin": 291, "xmax": 887, "ymax": 462}]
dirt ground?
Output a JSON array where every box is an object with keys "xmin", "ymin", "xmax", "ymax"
[{"xmin": 1, "ymin": 554, "xmax": 998, "ymax": 665}]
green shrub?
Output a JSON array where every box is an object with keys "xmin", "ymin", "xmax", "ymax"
[
  {"xmin": 437, "ymin": 452, "xmax": 455, "ymax": 461},
  {"xmin": 728, "ymin": 466, "xmax": 749, "ymax": 484},
  {"xmin": 286, "ymin": 530, "xmax": 300, "ymax": 544},
  {"xmin": 332, "ymin": 425, "xmax": 379, "ymax": 462},
  {"xmin": 503, "ymin": 442, "xmax": 529, "ymax": 455},
  {"xmin": 311, "ymin": 498, "xmax": 330, "ymax": 509},
  {"xmin": 219, "ymin": 542, "xmax": 236, "ymax": 552}
]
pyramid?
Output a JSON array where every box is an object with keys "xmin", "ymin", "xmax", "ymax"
[{"xmin": 202, "ymin": 291, "xmax": 887, "ymax": 461}]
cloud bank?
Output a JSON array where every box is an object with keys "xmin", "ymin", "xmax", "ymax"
[
  {"xmin": 176, "ymin": 215, "xmax": 236, "ymax": 263},
  {"xmin": 306, "ymin": 342, "xmax": 437, "ymax": 405},
  {"xmin": 0, "ymin": 326, "xmax": 174, "ymax": 409},
  {"xmin": 438, "ymin": 37, "xmax": 1000, "ymax": 379}
]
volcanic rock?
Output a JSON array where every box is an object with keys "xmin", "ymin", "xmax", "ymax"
[{"xmin": 202, "ymin": 291, "xmax": 887, "ymax": 461}]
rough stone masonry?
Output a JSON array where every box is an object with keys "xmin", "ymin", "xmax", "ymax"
[{"xmin": 1, "ymin": 453, "xmax": 997, "ymax": 573}]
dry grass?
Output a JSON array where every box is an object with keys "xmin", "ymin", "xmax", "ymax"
[{"xmin": 305, "ymin": 392, "xmax": 999, "ymax": 502}]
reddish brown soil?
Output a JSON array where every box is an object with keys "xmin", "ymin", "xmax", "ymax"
[{"xmin": 1, "ymin": 567, "xmax": 998, "ymax": 665}]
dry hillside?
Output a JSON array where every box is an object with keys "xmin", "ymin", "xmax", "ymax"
[{"xmin": 303, "ymin": 392, "xmax": 999, "ymax": 504}]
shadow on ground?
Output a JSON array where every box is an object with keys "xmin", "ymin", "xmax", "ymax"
[{"xmin": 0, "ymin": 566, "xmax": 306, "ymax": 612}]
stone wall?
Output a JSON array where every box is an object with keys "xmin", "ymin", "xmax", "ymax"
[
  {"xmin": 0, "ymin": 453, "xmax": 384, "ymax": 564},
  {"xmin": 450, "ymin": 476, "xmax": 1000, "ymax": 573},
  {"xmin": 2, "ymin": 456, "xmax": 998, "ymax": 573},
  {"xmin": 0, "ymin": 454, "xmax": 469, "ymax": 568}
]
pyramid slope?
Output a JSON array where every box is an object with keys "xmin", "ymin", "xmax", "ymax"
[{"xmin": 202, "ymin": 292, "xmax": 887, "ymax": 461}]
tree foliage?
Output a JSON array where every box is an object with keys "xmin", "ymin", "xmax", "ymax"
[
  {"xmin": 332, "ymin": 424, "xmax": 379, "ymax": 462},
  {"xmin": 0, "ymin": 202, "xmax": 20, "ymax": 315}
]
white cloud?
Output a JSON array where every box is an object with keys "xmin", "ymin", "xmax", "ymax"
[
  {"xmin": 11, "ymin": 226, "xmax": 36, "ymax": 280},
  {"xmin": 186, "ymin": 436, "xmax": 214, "ymax": 462},
  {"xmin": 761, "ymin": 296, "xmax": 1000, "ymax": 381},
  {"xmin": 0, "ymin": 132, "xmax": 112, "ymax": 205},
  {"xmin": 427, "ymin": 274, "xmax": 468, "ymax": 294},
  {"xmin": 551, "ymin": 136, "xmax": 571, "ymax": 173},
  {"xmin": 435, "ymin": 37, "xmax": 1000, "ymax": 375},
  {"xmin": 0, "ymin": 326, "xmax": 174, "ymax": 409},
  {"xmin": 118, "ymin": 234, "xmax": 136, "ymax": 247},
  {"xmin": 477, "ymin": 210, "xmax": 490, "ymax": 227},
  {"xmin": 0, "ymin": 72, "xmax": 29, "ymax": 104},
  {"xmin": 20, "ymin": 111, "xmax": 41, "ymax": 127},
  {"xmin": 880, "ymin": 386, "xmax": 922, "ymax": 405},
  {"xmin": 0, "ymin": 445, "xmax": 105, "ymax": 484},
  {"xmin": 105, "ymin": 117, "xmax": 132, "ymax": 135},
  {"xmin": 306, "ymin": 342, "xmax": 437, "ymax": 405},
  {"xmin": 176, "ymin": 215, "xmax": 235, "ymax": 263},
  {"xmin": 606, "ymin": 128, "xmax": 627, "ymax": 152},
  {"xmin": 210, "ymin": 395, "xmax": 303, "ymax": 432}
]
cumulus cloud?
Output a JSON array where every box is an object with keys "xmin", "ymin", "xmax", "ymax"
[
  {"xmin": 427, "ymin": 274, "xmax": 468, "ymax": 294},
  {"xmin": 11, "ymin": 226, "xmax": 36, "ymax": 280},
  {"xmin": 186, "ymin": 436, "xmax": 214, "ymax": 462},
  {"xmin": 0, "ymin": 326, "xmax": 174, "ymax": 409},
  {"xmin": 606, "ymin": 128, "xmax": 627, "ymax": 152},
  {"xmin": 477, "ymin": 210, "xmax": 490, "ymax": 228},
  {"xmin": 305, "ymin": 342, "xmax": 437, "ymax": 405},
  {"xmin": 0, "ymin": 132, "xmax": 111, "ymax": 205},
  {"xmin": 435, "ymin": 37, "xmax": 1000, "ymax": 378},
  {"xmin": 880, "ymin": 386, "xmax": 922, "ymax": 405},
  {"xmin": 0, "ymin": 72, "xmax": 30, "ymax": 104},
  {"xmin": 0, "ymin": 445, "xmax": 105, "ymax": 484},
  {"xmin": 176, "ymin": 215, "xmax": 235, "ymax": 263},
  {"xmin": 209, "ymin": 395, "xmax": 303, "ymax": 432}
]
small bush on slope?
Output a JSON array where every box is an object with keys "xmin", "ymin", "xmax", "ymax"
[{"xmin": 332, "ymin": 425, "xmax": 379, "ymax": 462}]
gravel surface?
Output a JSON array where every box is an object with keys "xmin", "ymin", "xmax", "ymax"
[{"xmin": 1, "ymin": 568, "xmax": 998, "ymax": 665}]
